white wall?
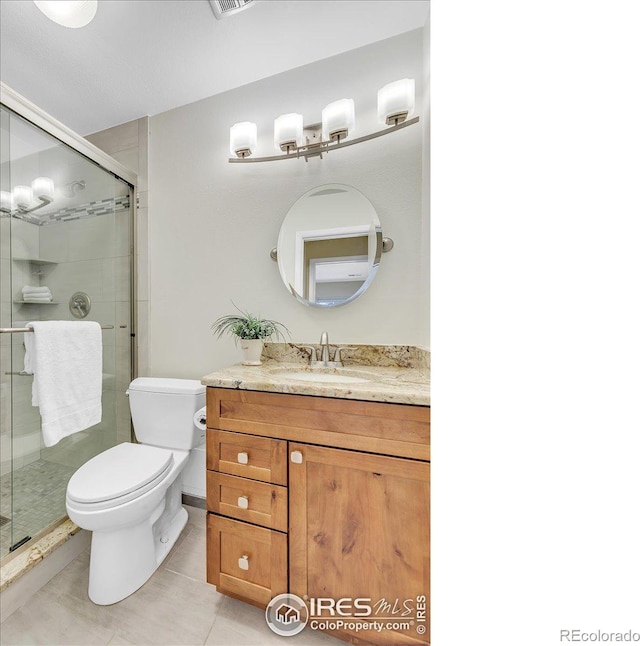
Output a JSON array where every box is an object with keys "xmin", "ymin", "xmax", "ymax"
[
  {"xmin": 149, "ymin": 30, "xmax": 427, "ymax": 378},
  {"xmin": 421, "ymin": 8, "xmax": 431, "ymax": 349}
]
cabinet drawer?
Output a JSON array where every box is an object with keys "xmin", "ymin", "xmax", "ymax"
[
  {"xmin": 207, "ymin": 429, "xmax": 287, "ymax": 485},
  {"xmin": 207, "ymin": 472, "xmax": 288, "ymax": 532},
  {"xmin": 208, "ymin": 387, "xmax": 430, "ymax": 460},
  {"xmin": 207, "ymin": 514, "xmax": 287, "ymax": 608}
]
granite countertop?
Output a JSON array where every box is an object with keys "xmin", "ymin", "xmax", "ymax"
[{"xmin": 201, "ymin": 344, "xmax": 430, "ymax": 406}]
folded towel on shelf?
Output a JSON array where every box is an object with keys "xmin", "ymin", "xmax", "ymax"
[
  {"xmin": 24, "ymin": 320, "xmax": 102, "ymax": 447},
  {"xmin": 23, "ymin": 295, "xmax": 53, "ymax": 303},
  {"xmin": 21, "ymin": 286, "xmax": 53, "ymax": 302},
  {"xmin": 22, "ymin": 286, "xmax": 52, "ymax": 295}
]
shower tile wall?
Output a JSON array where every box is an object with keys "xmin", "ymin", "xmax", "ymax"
[
  {"xmin": 3, "ymin": 208, "xmax": 131, "ymax": 472},
  {"xmin": 38, "ymin": 207, "xmax": 132, "ymax": 450},
  {"xmin": 86, "ymin": 116, "xmax": 149, "ymax": 381}
]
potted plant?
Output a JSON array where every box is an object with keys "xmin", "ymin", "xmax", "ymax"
[{"xmin": 211, "ymin": 306, "xmax": 289, "ymax": 365}]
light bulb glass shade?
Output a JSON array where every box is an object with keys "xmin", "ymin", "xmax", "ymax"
[
  {"xmin": 31, "ymin": 176, "xmax": 54, "ymax": 200},
  {"xmin": 13, "ymin": 185, "xmax": 33, "ymax": 209},
  {"xmin": 0, "ymin": 191, "xmax": 14, "ymax": 212},
  {"xmin": 274, "ymin": 113, "xmax": 304, "ymax": 152},
  {"xmin": 33, "ymin": 1, "xmax": 98, "ymax": 29},
  {"xmin": 378, "ymin": 79, "xmax": 415, "ymax": 125},
  {"xmin": 322, "ymin": 99, "xmax": 355, "ymax": 142},
  {"xmin": 229, "ymin": 122, "xmax": 257, "ymax": 158}
]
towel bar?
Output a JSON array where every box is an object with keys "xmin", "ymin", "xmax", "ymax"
[{"xmin": 0, "ymin": 324, "xmax": 114, "ymax": 334}]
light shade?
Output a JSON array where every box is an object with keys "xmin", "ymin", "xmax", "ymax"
[
  {"xmin": 378, "ymin": 79, "xmax": 415, "ymax": 125},
  {"xmin": 13, "ymin": 185, "xmax": 33, "ymax": 210},
  {"xmin": 274, "ymin": 113, "xmax": 303, "ymax": 152},
  {"xmin": 32, "ymin": 176, "xmax": 55, "ymax": 200},
  {"xmin": 34, "ymin": 1, "xmax": 98, "ymax": 29},
  {"xmin": 230, "ymin": 122, "xmax": 257, "ymax": 158},
  {"xmin": 322, "ymin": 99, "xmax": 355, "ymax": 142},
  {"xmin": 0, "ymin": 191, "xmax": 13, "ymax": 212}
]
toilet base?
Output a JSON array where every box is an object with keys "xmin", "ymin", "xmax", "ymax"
[{"xmin": 87, "ymin": 479, "xmax": 188, "ymax": 605}]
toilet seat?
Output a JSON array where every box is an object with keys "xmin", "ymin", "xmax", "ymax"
[{"xmin": 67, "ymin": 443, "xmax": 174, "ymax": 511}]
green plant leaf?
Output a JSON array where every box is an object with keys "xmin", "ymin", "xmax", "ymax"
[{"xmin": 211, "ymin": 304, "xmax": 290, "ymax": 345}]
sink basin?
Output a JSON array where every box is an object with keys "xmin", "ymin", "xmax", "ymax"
[{"xmin": 269, "ymin": 366, "xmax": 379, "ymax": 384}]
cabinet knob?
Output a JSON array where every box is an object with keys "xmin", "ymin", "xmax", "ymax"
[
  {"xmin": 237, "ymin": 452, "xmax": 249, "ymax": 465},
  {"xmin": 238, "ymin": 555, "xmax": 249, "ymax": 571},
  {"xmin": 291, "ymin": 450, "xmax": 303, "ymax": 464},
  {"xmin": 237, "ymin": 495, "xmax": 249, "ymax": 509}
]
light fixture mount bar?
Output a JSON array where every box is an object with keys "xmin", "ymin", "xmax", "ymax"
[
  {"xmin": 229, "ymin": 116, "xmax": 419, "ymax": 164},
  {"xmin": 17, "ymin": 194, "xmax": 53, "ymax": 214}
]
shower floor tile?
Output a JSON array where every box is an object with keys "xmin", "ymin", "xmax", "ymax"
[{"xmin": 0, "ymin": 459, "xmax": 76, "ymax": 557}]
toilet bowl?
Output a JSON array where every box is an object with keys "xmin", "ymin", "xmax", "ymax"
[{"xmin": 66, "ymin": 378, "xmax": 205, "ymax": 605}]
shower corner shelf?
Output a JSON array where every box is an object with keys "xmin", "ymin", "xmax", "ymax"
[
  {"xmin": 13, "ymin": 301, "xmax": 59, "ymax": 305},
  {"xmin": 12, "ymin": 257, "xmax": 58, "ymax": 265}
]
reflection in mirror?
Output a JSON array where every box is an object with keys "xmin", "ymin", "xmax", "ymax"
[{"xmin": 276, "ymin": 184, "xmax": 383, "ymax": 307}]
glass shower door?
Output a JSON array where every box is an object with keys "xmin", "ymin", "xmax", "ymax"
[{"xmin": 0, "ymin": 105, "xmax": 133, "ymax": 558}]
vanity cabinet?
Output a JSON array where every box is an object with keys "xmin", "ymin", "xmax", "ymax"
[{"xmin": 205, "ymin": 387, "xmax": 430, "ymax": 645}]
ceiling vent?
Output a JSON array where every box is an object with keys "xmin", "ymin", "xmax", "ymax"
[{"xmin": 208, "ymin": 0, "xmax": 256, "ymax": 20}]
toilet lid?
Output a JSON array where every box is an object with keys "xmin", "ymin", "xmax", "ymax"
[
  {"xmin": 128, "ymin": 378, "xmax": 205, "ymax": 395},
  {"xmin": 66, "ymin": 442, "xmax": 174, "ymax": 504}
]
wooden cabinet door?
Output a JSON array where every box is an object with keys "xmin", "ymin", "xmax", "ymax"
[{"xmin": 290, "ymin": 444, "xmax": 430, "ymax": 645}]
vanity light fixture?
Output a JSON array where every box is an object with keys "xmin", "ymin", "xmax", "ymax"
[
  {"xmin": 0, "ymin": 177, "xmax": 55, "ymax": 215},
  {"xmin": 274, "ymin": 113, "xmax": 304, "ymax": 153},
  {"xmin": 228, "ymin": 78, "xmax": 419, "ymax": 164},
  {"xmin": 378, "ymin": 78, "xmax": 415, "ymax": 125},
  {"xmin": 321, "ymin": 99, "xmax": 355, "ymax": 143},
  {"xmin": 33, "ymin": 1, "xmax": 98, "ymax": 29},
  {"xmin": 229, "ymin": 121, "xmax": 257, "ymax": 158}
]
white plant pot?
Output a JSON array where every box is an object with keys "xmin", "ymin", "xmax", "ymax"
[{"xmin": 239, "ymin": 339, "xmax": 264, "ymax": 365}]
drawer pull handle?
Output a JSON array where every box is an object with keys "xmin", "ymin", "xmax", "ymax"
[
  {"xmin": 238, "ymin": 555, "xmax": 249, "ymax": 571},
  {"xmin": 237, "ymin": 452, "xmax": 249, "ymax": 464},
  {"xmin": 291, "ymin": 450, "xmax": 303, "ymax": 464},
  {"xmin": 237, "ymin": 495, "xmax": 249, "ymax": 509}
]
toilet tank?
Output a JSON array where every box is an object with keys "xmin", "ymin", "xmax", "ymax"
[{"xmin": 127, "ymin": 378, "xmax": 205, "ymax": 450}]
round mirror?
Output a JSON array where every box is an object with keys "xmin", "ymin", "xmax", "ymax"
[{"xmin": 277, "ymin": 184, "xmax": 383, "ymax": 307}]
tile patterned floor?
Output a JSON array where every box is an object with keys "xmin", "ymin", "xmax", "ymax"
[
  {"xmin": 0, "ymin": 506, "xmax": 342, "ymax": 646},
  {"xmin": 0, "ymin": 459, "xmax": 76, "ymax": 557}
]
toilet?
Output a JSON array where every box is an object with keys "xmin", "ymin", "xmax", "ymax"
[{"xmin": 66, "ymin": 377, "xmax": 205, "ymax": 605}]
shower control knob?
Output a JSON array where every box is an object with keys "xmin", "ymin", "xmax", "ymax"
[
  {"xmin": 238, "ymin": 555, "xmax": 249, "ymax": 571},
  {"xmin": 237, "ymin": 452, "xmax": 249, "ymax": 465},
  {"xmin": 237, "ymin": 496, "xmax": 249, "ymax": 509}
]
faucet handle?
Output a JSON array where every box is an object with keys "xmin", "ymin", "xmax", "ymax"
[
  {"xmin": 301, "ymin": 346, "xmax": 317, "ymax": 362},
  {"xmin": 334, "ymin": 346, "xmax": 356, "ymax": 364}
]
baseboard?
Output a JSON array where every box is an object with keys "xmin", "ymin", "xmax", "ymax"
[{"xmin": 182, "ymin": 493, "xmax": 206, "ymax": 510}]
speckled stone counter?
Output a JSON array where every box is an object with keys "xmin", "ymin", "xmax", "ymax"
[{"xmin": 201, "ymin": 344, "xmax": 430, "ymax": 406}]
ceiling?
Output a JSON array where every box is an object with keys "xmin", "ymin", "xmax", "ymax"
[{"xmin": 0, "ymin": 0, "xmax": 429, "ymax": 136}]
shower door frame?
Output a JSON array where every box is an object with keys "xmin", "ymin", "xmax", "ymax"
[{"xmin": 0, "ymin": 82, "xmax": 139, "ymax": 559}]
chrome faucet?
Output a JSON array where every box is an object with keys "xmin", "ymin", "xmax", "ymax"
[{"xmin": 304, "ymin": 332, "xmax": 354, "ymax": 368}]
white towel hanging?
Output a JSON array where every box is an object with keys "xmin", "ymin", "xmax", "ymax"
[{"xmin": 24, "ymin": 320, "xmax": 103, "ymax": 447}]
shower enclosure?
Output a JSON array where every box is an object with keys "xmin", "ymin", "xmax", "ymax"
[{"xmin": 0, "ymin": 88, "xmax": 136, "ymax": 560}]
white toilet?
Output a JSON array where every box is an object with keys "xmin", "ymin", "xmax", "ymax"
[{"xmin": 66, "ymin": 377, "xmax": 205, "ymax": 605}]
